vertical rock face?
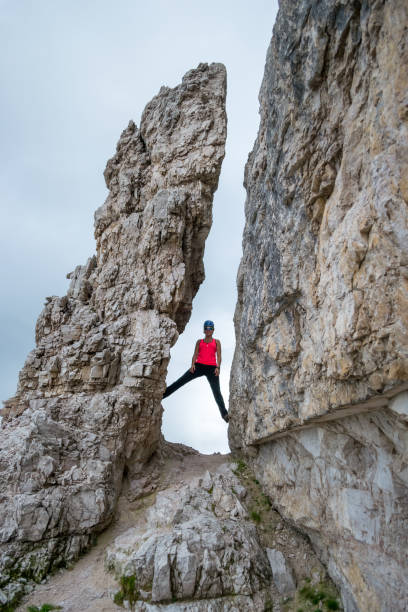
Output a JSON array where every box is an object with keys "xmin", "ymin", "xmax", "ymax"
[
  {"xmin": 230, "ymin": 1, "xmax": 408, "ymax": 610},
  {"xmin": 0, "ymin": 62, "xmax": 226, "ymax": 604}
]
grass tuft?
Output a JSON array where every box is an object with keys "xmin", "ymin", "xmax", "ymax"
[
  {"xmin": 113, "ymin": 590, "xmax": 124, "ymax": 606},
  {"xmin": 298, "ymin": 582, "xmax": 340, "ymax": 611},
  {"xmin": 326, "ymin": 598, "xmax": 340, "ymax": 610},
  {"xmin": 250, "ymin": 510, "xmax": 261, "ymax": 523},
  {"xmin": 113, "ymin": 574, "xmax": 139, "ymax": 607},
  {"xmin": 234, "ymin": 459, "xmax": 247, "ymax": 474},
  {"xmin": 27, "ymin": 605, "xmax": 62, "ymax": 612}
]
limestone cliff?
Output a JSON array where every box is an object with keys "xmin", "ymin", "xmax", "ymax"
[
  {"xmin": 2, "ymin": 56, "xmax": 343, "ymax": 612},
  {"xmin": 229, "ymin": 1, "xmax": 408, "ymax": 611},
  {"xmin": 0, "ymin": 63, "xmax": 227, "ymax": 608}
]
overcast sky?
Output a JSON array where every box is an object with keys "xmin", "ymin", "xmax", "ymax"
[{"xmin": 0, "ymin": 0, "xmax": 278, "ymax": 454}]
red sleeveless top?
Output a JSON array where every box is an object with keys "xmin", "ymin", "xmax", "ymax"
[{"xmin": 196, "ymin": 338, "xmax": 217, "ymax": 366}]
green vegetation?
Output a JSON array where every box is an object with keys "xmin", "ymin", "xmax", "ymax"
[
  {"xmin": 295, "ymin": 582, "xmax": 340, "ymax": 611},
  {"xmin": 300, "ymin": 584, "xmax": 326, "ymax": 604},
  {"xmin": 250, "ymin": 510, "xmax": 261, "ymax": 523},
  {"xmin": 233, "ymin": 459, "xmax": 247, "ymax": 474},
  {"xmin": 113, "ymin": 575, "xmax": 139, "ymax": 607},
  {"xmin": 27, "ymin": 605, "xmax": 62, "ymax": 612},
  {"xmin": 113, "ymin": 592, "xmax": 124, "ymax": 606}
]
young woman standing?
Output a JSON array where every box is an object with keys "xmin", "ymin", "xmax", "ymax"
[{"xmin": 162, "ymin": 320, "xmax": 229, "ymax": 422}]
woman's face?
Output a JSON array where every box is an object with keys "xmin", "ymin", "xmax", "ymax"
[{"xmin": 204, "ymin": 327, "xmax": 214, "ymax": 338}]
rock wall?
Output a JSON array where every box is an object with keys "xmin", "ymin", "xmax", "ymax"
[
  {"xmin": 0, "ymin": 62, "xmax": 226, "ymax": 607},
  {"xmin": 229, "ymin": 1, "xmax": 408, "ymax": 610}
]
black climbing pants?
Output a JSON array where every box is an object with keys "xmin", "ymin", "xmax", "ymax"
[{"xmin": 163, "ymin": 362, "xmax": 228, "ymax": 417}]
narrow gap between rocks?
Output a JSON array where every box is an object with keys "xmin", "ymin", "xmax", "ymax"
[
  {"xmin": 161, "ymin": 311, "xmax": 232, "ymax": 455},
  {"xmin": 160, "ymin": 166, "xmax": 236, "ymax": 457}
]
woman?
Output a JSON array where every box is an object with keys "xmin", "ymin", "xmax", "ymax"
[{"xmin": 162, "ymin": 320, "xmax": 229, "ymax": 422}]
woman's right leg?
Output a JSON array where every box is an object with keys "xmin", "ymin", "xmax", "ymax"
[{"xmin": 162, "ymin": 367, "xmax": 201, "ymax": 398}]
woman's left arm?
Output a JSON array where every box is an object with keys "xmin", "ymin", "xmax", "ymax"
[{"xmin": 215, "ymin": 339, "xmax": 221, "ymax": 376}]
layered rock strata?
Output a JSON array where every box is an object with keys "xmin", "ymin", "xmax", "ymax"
[
  {"xmin": 0, "ymin": 62, "xmax": 227, "ymax": 608},
  {"xmin": 230, "ymin": 1, "xmax": 408, "ymax": 610}
]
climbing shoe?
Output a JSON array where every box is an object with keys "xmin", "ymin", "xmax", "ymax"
[{"xmin": 222, "ymin": 413, "xmax": 229, "ymax": 423}]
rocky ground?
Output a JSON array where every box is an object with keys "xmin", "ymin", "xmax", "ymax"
[{"xmin": 16, "ymin": 442, "xmax": 341, "ymax": 612}]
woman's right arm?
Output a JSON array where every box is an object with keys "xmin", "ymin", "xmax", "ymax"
[{"xmin": 191, "ymin": 340, "xmax": 200, "ymax": 372}]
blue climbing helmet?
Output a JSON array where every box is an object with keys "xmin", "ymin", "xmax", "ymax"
[{"xmin": 203, "ymin": 320, "xmax": 214, "ymax": 330}]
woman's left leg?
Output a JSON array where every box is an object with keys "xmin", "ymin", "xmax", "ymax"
[{"xmin": 206, "ymin": 370, "xmax": 228, "ymax": 418}]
